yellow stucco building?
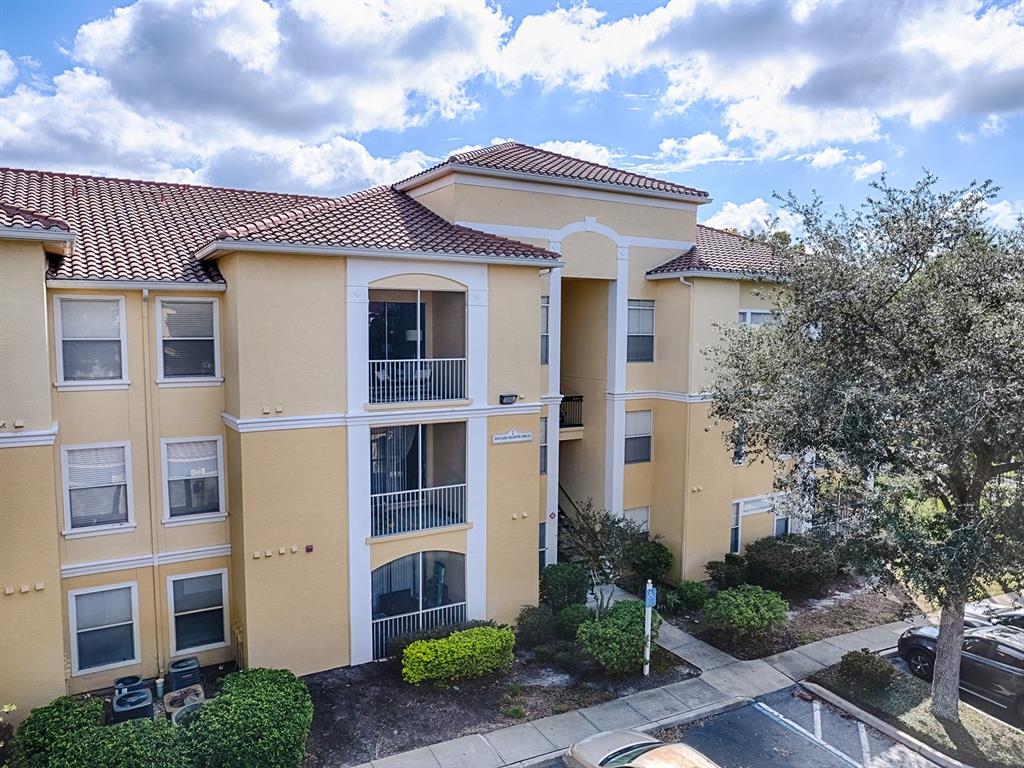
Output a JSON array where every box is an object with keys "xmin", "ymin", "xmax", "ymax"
[{"xmin": 0, "ymin": 143, "xmax": 786, "ymax": 719}]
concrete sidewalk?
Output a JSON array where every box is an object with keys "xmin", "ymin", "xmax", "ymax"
[{"xmin": 358, "ymin": 590, "xmax": 931, "ymax": 768}]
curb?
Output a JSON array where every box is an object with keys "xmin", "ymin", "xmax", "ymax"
[{"xmin": 801, "ymin": 681, "xmax": 971, "ymax": 768}]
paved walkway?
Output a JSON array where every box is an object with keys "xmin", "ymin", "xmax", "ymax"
[{"xmin": 357, "ymin": 590, "xmax": 930, "ymax": 768}]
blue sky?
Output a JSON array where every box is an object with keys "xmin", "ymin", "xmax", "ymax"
[{"xmin": 1, "ymin": 0, "xmax": 1022, "ymax": 231}]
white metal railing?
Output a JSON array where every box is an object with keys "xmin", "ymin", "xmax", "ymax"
[
  {"xmin": 368, "ymin": 358, "xmax": 466, "ymax": 404},
  {"xmin": 371, "ymin": 602, "xmax": 467, "ymax": 660},
  {"xmin": 370, "ymin": 484, "xmax": 466, "ymax": 538}
]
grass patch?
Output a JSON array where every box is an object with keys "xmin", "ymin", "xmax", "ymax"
[{"xmin": 811, "ymin": 665, "xmax": 1024, "ymax": 768}]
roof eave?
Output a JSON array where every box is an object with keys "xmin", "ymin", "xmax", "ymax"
[
  {"xmin": 197, "ymin": 239, "xmax": 564, "ymax": 267},
  {"xmin": 396, "ymin": 162, "xmax": 712, "ymax": 205},
  {"xmin": 646, "ymin": 269, "xmax": 783, "ymax": 281},
  {"xmin": 45, "ymin": 279, "xmax": 226, "ymax": 292},
  {"xmin": 1, "ymin": 225, "xmax": 75, "ymax": 254}
]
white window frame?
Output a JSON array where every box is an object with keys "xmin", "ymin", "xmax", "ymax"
[
  {"xmin": 61, "ymin": 440, "xmax": 136, "ymax": 539},
  {"xmin": 539, "ymin": 416, "xmax": 548, "ymax": 475},
  {"xmin": 729, "ymin": 493, "xmax": 780, "ymax": 552},
  {"xmin": 540, "ymin": 295, "xmax": 550, "ymax": 365},
  {"xmin": 160, "ymin": 436, "xmax": 227, "ymax": 526},
  {"xmin": 68, "ymin": 581, "xmax": 141, "ymax": 676},
  {"xmin": 167, "ymin": 568, "xmax": 230, "ymax": 656},
  {"xmin": 155, "ymin": 297, "xmax": 222, "ymax": 387},
  {"xmin": 54, "ymin": 295, "xmax": 129, "ymax": 390},
  {"xmin": 622, "ymin": 505, "xmax": 651, "ymax": 532},
  {"xmin": 774, "ymin": 509, "xmax": 791, "ymax": 537},
  {"xmin": 738, "ymin": 309, "xmax": 773, "ymax": 326},
  {"xmin": 627, "ymin": 299, "xmax": 655, "ymax": 363},
  {"xmin": 625, "ymin": 409, "xmax": 653, "ymax": 464}
]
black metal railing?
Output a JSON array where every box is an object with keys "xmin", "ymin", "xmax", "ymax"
[{"xmin": 559, "ymin": 395, "xmax": 583, "ymax": 428}]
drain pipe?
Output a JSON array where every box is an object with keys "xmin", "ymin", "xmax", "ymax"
[{"xmin": 140, "ymin": 288, "xmax": 164, "ymax": 678}]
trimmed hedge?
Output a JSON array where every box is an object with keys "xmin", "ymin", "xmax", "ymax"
[
  {"xmin": 702, "ymin": 584, "xmax": 788, "ymax": 644},
  {"xmin": 402, "ymin": 627, "xmax": 516, "ymax": 685},
  {"xmin": 515, "ymin": 604, "xmax": 557, "ymax": 647},
  {"xmin": 838, "ymin": 649, "xmax": 895, "ymax": 691},
  {"xmin": 11, "ymin": 696, "xmax": 103, "ymax": 768},
  {"xmin": 676, "ymin": 580, "xmax": 710, "ymax": 610},
  {"xmin": 50, "ymin": 718, "xmax": 191, "ymax": 768},
  {"xmin": 626, "ymin": 539, "xmax": 673, "ymax": 587},
  {"xmin": 705, "ymin": 553, "xmax": 748, "ymax": 589},
  {"xmin": 539, "ymin": 563, "xmax": 589, "ymax": 611},
  {"xmin": 555, "ymin": 604, "xmax": 593, "ymax": 640},
  {"xmin": 386, "ymin": 619, "xmax": 499, "ymax": 659},
  {"xmin": 577, "ymin": 600, "xmax": 660, "ymax": 674},
  {"xmin": 187, "ymin": 668, "xmax": 313, "ymax": 768},
  {"xmin": 744, "ymin": 534, "xmax": 838, "ymax": 596}
]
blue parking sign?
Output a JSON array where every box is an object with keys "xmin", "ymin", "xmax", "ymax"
[{"xmin": 645, "ymin": 585, "xmax": 657, "ymax": 608}]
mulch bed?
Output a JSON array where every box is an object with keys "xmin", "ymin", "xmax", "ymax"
[{"xmin": 302, "ymin": 646, "xmax": 697, "ymax": 767}]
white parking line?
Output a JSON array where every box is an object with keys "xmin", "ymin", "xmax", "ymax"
[
  {"xmin": 813, "ymin": 698, "xmax": 823, "ymax": 739},
  {"xmin": 754, "ymin": 702, "xmax": 861, "ymax": 768},
  {"xmin": 857, "ymin": 722, "xmax": 872, "ymax": 765}
]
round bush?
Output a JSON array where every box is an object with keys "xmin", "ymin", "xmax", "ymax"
[
  {"xmin": 402, "ymin": 627, "xmax": 516, "ymax": 685},
  {"xmin": 676, "ymin": 580, "xmax": 710, "ymax": 610},
  {"xmin": 838, "ymin": 649, "xmax": 895, "ymax": 691},
  {"xmin": 702, "ymin": 585, "xmax": 788, "ymax": 644},
  {"xmin": 555, "ymin": 603, "xmax": 592, "ymax": 639},
  {"xmin": 627, "ymin": 539, "xmax": 673, "ymax": 586},
  {"xmin": 11, "ymin": 696, "xmax": 103, "ymax": 768},
  {"xmin": 50, "ymin": 717, "xmax": 192, "ymax": 768},
  {"xmin": 743, "ymin": 534, "xmax": 838, "ymax": 596},
  {"xmin": 539, "ymin": 563, "xmax": 589, "ymax": 611},
  {"xmin": 187, "ymin": 668, "xmax": 313, "ymax": 768},
  {"xmin": 577, "ymin": 600, "xmax": 661, "ymax": 674},
  {"xmin": 515, "ymin": 604, "xmax": 556, "ymax": 648},
  {"xmin": 705, "ymin": 553, "xmax": 748, "ymax": 589}
]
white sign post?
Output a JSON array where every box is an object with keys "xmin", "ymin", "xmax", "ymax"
[{"xmin": 643, "ymin": 578, "xmax": 656, "ymax": 677}]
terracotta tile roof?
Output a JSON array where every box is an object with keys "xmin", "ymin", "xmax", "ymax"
[
  {"xmin": 206, "ymin": 185, "xmax": 556, "ymax": 261},
  {"xmin": 0, "ymin": 167, "xmax": 556, "ymax": 284},
  {"xmin": 647, "ymin": 225, "xmax": 779, "ymax": 277},
  {"xmin": 397, "ymin": 142, "xmax": 710, "ymax": 200},
  {"xmin": 0, "ymin": 202, "xmax": 70, "ymax": 233}
]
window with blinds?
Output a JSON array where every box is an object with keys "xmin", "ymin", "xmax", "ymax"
[
  {"xmin": 627, "ymin": 299, "xmax": 654, "ymax": 362},
  {"xmin": 71, "ymin": 584, "xmax": 137, "ymax": 673},
  {"xmin": 165, "ymin": 438, "xmax": 222, "ymax": 519},
  {"xmin": 159, "ymin": 300, "xmax": 218, "ymax": 379},
  {"xmin": 540, "ymin": 296, "xmax": 550, "ymax": 364},
  {"xmin": 539, "ymin": 416, "xmax": 548, "ymax": 475},
  {"xmin": 625, "ymin": 410, "xmax": 652, "ymax": 464},
  {"xmin": 170, "ymin": 572, "xmax": 227, "ymax": 653},
  {"xmin": 57, "ymin": 298, "xmax": 124, "ymax": 382},
  {"xmin": 64, "ymin": 444, "xmax": 131, "ymax": 530}
]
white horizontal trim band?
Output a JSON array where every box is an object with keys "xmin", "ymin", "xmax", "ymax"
[
  {"xmin": 222, "ymin": 412, "xmax": 346, "ymax": 432},
  {"xmin": 606, "ymin": 390, "xmax": 713, "ymax": 403},
  {"xmin": 456, "ymin": 220, "xmax": 694, "ymax": 252},
  {"xmin": 46, "ymin": 280, "xmax": 227, "ymax": 292},
  {"xmin": 60, "ymin": 544, "xmax": 232, "ymax": 578},
  {"xmin": 0, "ymin": 422, "xmax": 58, "ymax": 448},
  {"xmin": 647, "ymin": 270, "xmax": 782, "ymax": 282},
  {"xmin": 1, "ymin": 227, "xmax": 74, "ymax": 243}
]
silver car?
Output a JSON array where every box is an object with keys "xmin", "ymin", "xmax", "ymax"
[{"xmin": 564, "ymin": 729, "xmax": 720, "ymax": 768}]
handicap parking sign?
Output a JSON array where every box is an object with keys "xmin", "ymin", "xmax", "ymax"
[{"xmin": 645, "ymin": 584, "xmax": 657, "ymax": 608}]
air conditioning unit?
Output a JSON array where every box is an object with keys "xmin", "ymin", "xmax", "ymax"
[
  {"xmin": 167, "ymin": 656, "xmax": 202, "ymax": 692},
  {"xmin": 111, "ymin": 689, "xmax": 154, "ymax": 723},
  {"xmin": 114, "ymin": 675, "xmax": 144, "ymax": 696}
]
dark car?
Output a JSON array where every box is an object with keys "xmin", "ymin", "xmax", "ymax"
[{"xmin": 898, "ymin": 625, "xmax": 1024, "ymax": 721}]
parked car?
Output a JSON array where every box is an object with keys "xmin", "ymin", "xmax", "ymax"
[
  {"xmin": 898, "ymin": 625, "xmax": 1024, "ymax": 721},
  {"xmin": 564, "ymin": 729, "xmax": 720, "ymax": 768},
  {"xmin": 964, "ymin": 598, "xmax": 1024, "ymax": 629}
]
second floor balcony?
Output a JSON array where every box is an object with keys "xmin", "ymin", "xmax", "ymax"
[{"xmin": 368, "ymin": 289, "xmax": 466, "ymax": 405}]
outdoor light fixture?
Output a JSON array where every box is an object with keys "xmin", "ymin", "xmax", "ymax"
[{"xmin": 499, "ymin": 393, "xmax": 519, "ymax": 405}]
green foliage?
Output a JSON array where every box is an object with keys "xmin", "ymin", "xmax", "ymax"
[
  {"xmin": 656, "ymin": 585, "xmax": 682, "ymax": 614},
  {"xmin": 555, "ymin": 604, "xmax": 593, "ymax": 639},
  {"xmin": 534, "ymin": 639, "xmax": 580, "ymax": 670},
  {"xmin": 11, "ymin": 696, "xmax": 103, "ymax": 768},
  {"xmin": 702, "ymin": 585, "xmax": 789, "ymax": 644},
  {"xmin": 188, "ymin": 668, "xmax": 313, "ymax": 768},
  {"xmin": 386, "ymin": 619, "xmax": 499, "ymax": 658},
  {"xmin": 50, "ymin": 718, "xmax": 192, "ymax": 768},
  {"xmin": 676, "ymin": 580, "xmax": 710, "ymax": 610},
  {"xmin": 838, "ymin": 649, "xmax": 896, "ymax": 691},
  {"xmin": 539, "ymin": 563, "xmax": 589, "ymax": 611},
  {"xmin": 705, "ymin": 553, "xmax": 748, "ymax": 589},
  {"xmin": 626, "ymin": 538, "xmax": 674, "ymax": 587},
  {"xmin": 515, "ymin": 604, "xmax": 556, "ymax": 647},
  {"xmin": 1, "ymin": 703, "xmax": 14, "ymax": 768},
  {"xmin": 402, "ymin": 627, "xmax": 515, "ymax": 685},
  {"xmin": 502, "ymin": 705, "xmax": 526, "ymax": 720},
  {"xmin": 577, "ymin": 600, "xmax": 660, "ymax": 674},
  {"xmin": 744, "ymin": 534, "xmax": 838, "ymax": 596}
]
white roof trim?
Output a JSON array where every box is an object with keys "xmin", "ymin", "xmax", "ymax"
[
  {"xmin": 0, "ymin": 226, "xmax": 74, "ymax": 243},
  {"xmin": 47, "ymin": 279, "xmax": 227, "ymax": 292},
  {"xmin": 646, "ymin": 270, "xmax": 782, "ymax": 282}
]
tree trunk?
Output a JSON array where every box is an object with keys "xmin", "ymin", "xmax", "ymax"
[{"xmin": 930, "ymin": 597, "xmax": 966, "ymax": 722}]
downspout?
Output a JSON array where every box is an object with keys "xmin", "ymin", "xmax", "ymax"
[
  {"xmin": 140, "ymin": 288, "xmax": 164, "ymax": 676},
  {"xmin": 679, "ymin": 276, "xmax": 694, "ymax": 580}
]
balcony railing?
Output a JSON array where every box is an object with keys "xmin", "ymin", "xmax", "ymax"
[
  {"xmin": 370, "ymin": 484, "xmax": 467, "ymax": 538},
  {"xmin": 368, "ymin": 358, "xmax": 466, "ymax": 404},
  {"xmin": 371, "ymin": 602, "xmax": 467, "ymax": 660},
  {"xmin": 560, "ymin": 395, "xmax": 583, "ymax": 428}
]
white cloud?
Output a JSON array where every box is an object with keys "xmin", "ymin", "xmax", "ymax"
[
  {"xmin": 980, "ymin": 114, "xmax": 1007, "ymax": 137},
  {"xmin": 703, "ymin": 198, "xmax": 801, "ymax": 235},
  {"xmin": 638, "ymin": 132, "xmax": 748, "ymax": 173},
  {"xmin": 0, "ymin": 50, "xmax": 16, "ymax": 88},
  {"xmin": 801, "ymin": 146, "xmax": 850, "ymax": 168},
  {"xmin": 983, "ymin": 199, "xmax": 1024, "ymax": 229},
  {"xmin": 537, "ymin": 140, "xmax": 618, "ymax": 165},
  {"xmin": 852, "ymin": 160, "xmax": 886, "ymax": 181}
]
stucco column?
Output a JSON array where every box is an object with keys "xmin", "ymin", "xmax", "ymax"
[
  {"xmin": 466, "ymin": 414, "xmax": 488, "ymax": 618},
  {"xmin": 467, "ymin": 288, "xmax": 488, "ymax": 404},
  {"xmin": 604, "ymin": 247, "xmax": 629, "ymax": 514},
  {"xmin": 544, "ymin": 262, "xmax": 563, "ymax": 564}
]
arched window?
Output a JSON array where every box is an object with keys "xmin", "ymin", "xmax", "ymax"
[{"xmin": 370, "ymin": 551, "xmax": 466, "ymax": 659}]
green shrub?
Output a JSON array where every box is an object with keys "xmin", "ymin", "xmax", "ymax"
[
  {"xmin": 838, "ymin": 649, "xmax": 896, "ymax": 691},
  {"xmin": 627, "ymin": 538, "xmax": 673, "ymax": 586},
  {"xmin": 702, "ymin": 585, "xmax": 788, "ymax": 644},
  {"xmin": 534, "ymin": 639, "xmax": 580, "ymax": 670},
  {"xmin": 656, "ymin": 585, "xmax": 682, "ymax": 614},
  {"xmin": 744, "ymin": 535, "xmax": 838, "ymax": 595},
  {"xmin": 188, "ymin": 668, "xmax": 313, "ymax": 768},
  {"xmin": 50, "ymin": 718, "xmax": 192, "ymax": 768},
  {"xmin": 386, "ymin": 619, "xmax": 499, "ymax": 658},
  {"xmin": 705, "ymin": 553, "xmax": 748, "ymax": 588},
  {"xmin": 555, "ymin": 604, "xmax": 592, "ymax": 639},
  {"xmin": 676, "ymin": 580, "xmax": 710, "ymax": 610},
  {"xmin": 577, "ymin": 600, "xmax": 661, "ymax": 674},
  {"xmin": 11, "ymin": 696, "xmax": 103, "ymax": 768},
  {"xmin": 539, "ymin": 563, "xmax": 589, "ymax": 611},
  {"xmin": 402, "ymin": 627, "xmax": 515, "ymax": 685},
  {"xmin": 515, "ymin": 604, "xmax": 557, "ymax": 647}
]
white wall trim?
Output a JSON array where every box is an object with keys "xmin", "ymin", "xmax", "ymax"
[
  {"xmin": 607, "ymin": 390, "xmax": 713, "ymax": 403},
  {"xmin": 0, "ymin": 422, "xmax": 58, "ymax": 448},
  {"xmin": 1, "ymin": 226, "xmax": 74, "ymax": 243},
  {"xmin": 47, "ymin": 280, "xmax": 226, "ymax": 292},
  {"xmin": 222, "ymin": 412, "xmax": 347, "ymax": 433},
  {"xmin": 647, "ymin": 270, "xmax": 782, "ymax": 282},
  {"xmin": 466, "ymin": 415, "xmax": 488, "ymax": 618},
  {"xmin": 60, "ymin": 544, "xmax": 233, "ymax": 577},
  {"xmin": 347, "ymin": 422, "xmax": 373, "ymax": 664},
  {"xmin": 456, "ymin": 218, "xmax": 694, "ymax": 252}
]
